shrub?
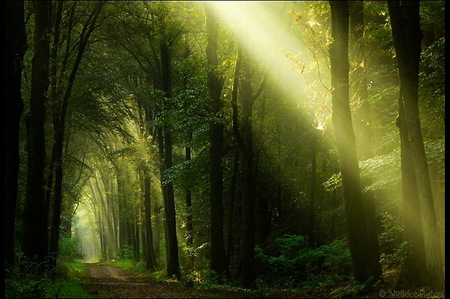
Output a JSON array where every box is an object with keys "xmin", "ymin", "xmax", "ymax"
[
  {"xmin": 58, "ymin": 235, "xmax": 83, "ymax": 262},
  {"xmin": 117, "ymin": 244, "xmax": 135, "ymax": 260},
  {"xmin": 5, "ymin": 254, "xmax": 58, "ymax": 298},
  {"xmin": 256, "ymin": 235, "xmax": 352, "ymax": 291}
]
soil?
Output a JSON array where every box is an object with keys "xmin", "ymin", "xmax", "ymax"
[{"xmin": 83, "ymin": 263, "xmax": 193, "ymax": 298}]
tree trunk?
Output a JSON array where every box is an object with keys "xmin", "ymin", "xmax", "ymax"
[
  {"xmin": 160, "ymin": 42, "xmax": 181, "ymax": 279},
  {"xmin": 185, "ymin": 138, "xmax": 194, "ymax": 270},
  {"xmin": 22, "ymin": 0, "xmax": 51, "ymax": 265},
  {"xmin": 5, "ymin": 0, "xmax": 26, "ymax": 267},
  {"xmin": 349, "ymin": 0, "xmax": 382, "ymax": 279},
  {"xmin": 205, "ymin": 5, "xmax": 228, "ymax": 280},
  {"xmin": 397, "ymin": 106, "xmax": 426, "ymax": 287},
  {"xmin": 254, "ymin": 97, "xmax": 271, "ymax": 247},
  {"xmin": 143, "ymin": 171, "xmax": 157, "ymax": 269},
  {"xmin": 329, "ymin": 1, "xmax": 380, "ymax": 283},
  {"xmin": 237, "ymin": 48, "xmax": 256, "ymax": 289},
  {"xmin": 388, "ymin": 1, "xmax": 444, "ymax": 290},
  {"xmin": 308, "ymin": 137, "xmax": 317, "ymax": 247},
  {"xmin": 226, "ymin": 148, "xmax": 239, "ymax": 272}
]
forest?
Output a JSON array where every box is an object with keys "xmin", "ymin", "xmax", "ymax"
[{"xmin": 4, "ymin": 1, "xmax": 445, "ymax": 298}]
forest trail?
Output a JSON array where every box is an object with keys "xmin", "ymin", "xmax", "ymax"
[{"xmin": 83, "ymin": 263, "xmax": 193, "ymax": 298}]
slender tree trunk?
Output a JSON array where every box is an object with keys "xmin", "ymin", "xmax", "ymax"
[
  {"xmin": 238, "ymin": 48, "xmax": 256, "ymax": 289},
  {"xmin": 185, "ymin": 136, "xmax": 194, "ymax": 270},
  {"xmin": 226, "ymin": 148, "xmax": 239, "ymax": 271},
  {"xmin": 5, "ymin": 0, "xmax": 27, "ymax": 267},
  {"xmin": 254, "ymin": 97, "xmax": 271, "ymax": 247},
  {"xmin": 308, "ymin": 137, "xmax": 317, "ymax": 247},
  {"xmin": 388, "ymin": 1, "xmax": 444, "ymax": 290},
  {"xmin": 205, "ymin": 5, "xmax": 228, "ymax": 280},
  {"xmin": 329, "ymin": 1, "xmax": 380, "ymax": 283},
  {"xmin": 143, "ymin": 171, "xmax": 157, "ymax": 269},
  {"xmin": 22, "ymin": 0, "xmax": 51, "ymax": 265},
  {"xmin": 160, "ymin": 42, "xmax": 181, "ymax": 279}
]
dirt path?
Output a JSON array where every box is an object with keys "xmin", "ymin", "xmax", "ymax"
[{"xmin": 83, "ymin": 263, "xmax": 193, "ymax": 298}]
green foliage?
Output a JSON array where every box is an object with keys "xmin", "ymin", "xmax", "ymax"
[
  {"xmin": 192, "ymin": 270, "xmax": 257, "ymax": 296},
  {"xmin": 256, "ymin": 235, "xmax": 352, "ymax": 291},
  {"xmin": 380, "ymin": 241, "xmax": 410, "ymax": 272},
  {"xmin": 5, "ymin": 254, "xmax": 57, "ymax": 298},
  {"xmin": 378, "ymin": 211, "xmax": 403, "ymax": 254},
  {"xmin": 117, "ymin": 244, "xmax": 135, "ymax": 260},
  {"xmin": 329, "ymin": 281, "xmax": 365, "ymax": 298},
  {"xmin": 58, "ymin": 235, "xmax": 84, "ymax": 262}
]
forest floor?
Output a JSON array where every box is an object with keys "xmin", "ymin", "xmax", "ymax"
[
  {"xmin": 83, "ymin": 263, "xmax": 193, "ymax": 298},
  {"xmin": 81, "ymin": 263, "xmax": 403, "ymax": 298},
  {"xmin": 81, "ymin": 263, "xmax": 314, "ymax": 298}
]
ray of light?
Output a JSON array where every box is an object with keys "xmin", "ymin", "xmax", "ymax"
[{"xmin": 208, "ymin": 2, "xmax": 328, "ymax": 105}]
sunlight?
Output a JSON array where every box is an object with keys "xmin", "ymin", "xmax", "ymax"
[
  {"xmin": 74, "ymin": 197, "xmax": 102, "ymax": 263},
  {"xmin": 207, "ymin": 1, "xmax": 329, "ymax": 115}
]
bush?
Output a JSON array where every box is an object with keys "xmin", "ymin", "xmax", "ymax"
[
  {"xmin": 5, "ymin": 254, "xmax": 58, "ymax": 298},
  {"xmin": 117, "ymin": 244, "xmax": 135, "ymax": 260},
  {"xmin": 256, "ymin": 235, "xmax": 352, "ymax": 291},
  {"xmin": 58, "ymin": 235, "xmax": 83, "ymax": 262}
]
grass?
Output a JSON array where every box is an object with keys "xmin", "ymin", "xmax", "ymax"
[{"xmin": 55, "ymin": 261, "xmax": 92, "ymax": 298}]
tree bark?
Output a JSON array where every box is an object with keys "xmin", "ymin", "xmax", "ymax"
[
  {"xmin": 22, "ymin": 0, "xmax": 51, "ymax": 265},
  {"xmin": 185, "ymin": 137, "xmax": 194, "ymax": 270},
  {"xmin": 349, "ymin": 0, "xmax": 382, "ymax": 279},
  {"xmin": 160, "ymin": 42, "xmax": 181, "ymax": 279},
  {"xmin": 237, "ymin": 48, "xmax": 256, "ymax": 289},
  {"xmin": 388, "ymin": 1, "xmax": 444, "ymax": 290},
  {"xmin": 143, "ymin": 170, "xmax": 157, "ymax": 269},
  {"xmin": 205, "ymin": 5, "xmax": 228, "ymax": 280},
  {"xmin": 397, "ymin": 105, "xmax": 426, "ymax": 287},
  {"xmin": 329, "ymin": 1, "xmax": 380, "ymax": 283},
  {"xmin": 5, "ymin": 0, "xmax": 27, "ymax": 267}
]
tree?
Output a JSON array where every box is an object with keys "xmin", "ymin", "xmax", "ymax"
[
  {"xmin": 328, "ymin": 0, "xmax": 380, "ymax": 283},
  {"xmin": 205, "ymin": 4, "xmax": 228, "ymax": 280},
  {"xmin": 160, "ymin": 40, "xmax": 181, "ymax": 280},
  {"xmin": 388, "ymin": 1, "xmax": 444, "ymax": 290},
  {"xmin": 349, "ymin": 0, "xmax": 382, "ymax": 279},
  {"xmin": 47, "ymin": 1, "xmax": 105, "ymax": 268},
  {"xmin": 5, "ymin": 0, "xmax": 27, "ymax": 267},
  {"xmin": 22, "ymin": 0, "xmax": 51, "ymax": 265}
]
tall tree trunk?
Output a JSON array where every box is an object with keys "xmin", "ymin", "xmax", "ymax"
[
  {"xmin": 5, "ymin": 0, "xmax": 27, "ymax": 267},
  {"xmin": 143, "ymin": 171, "xmax": 157, "ymax": 269},
  {"xmin": 328, "ymin": 1, "xmax": 380, "ymax": 283},
  {"xmin": 205, "ymin": 5, "xmax": 228, "ymax": 280},
  {"xmin": 22, "ymin": 0, "xmax": 51, "ymax": 265},
  {"xmin": 185, "ymin": 136, "xmax": 194, "ymax": 270},
  {"xmin": 160, "ymin": 42, "xmax": 181, "ymax": 279},
  {"xmin": 226, "ymin": 149, "xmax": 239, "ymax": 271},
  {"xmin": 254, "ymin": 96, "xmax": 270, "ymax": 247},
  {"xmin": 237, "ymin": 48, "xmax": 256, "ymax": 289},
  {"xmin": 349, "ymin": 0, "xmax": 382, "ymax": 279},
  {"xmin": 397, "ymin": 105, "xmax": 426, "ymax": 287},
  {"xmin": 388, "ymin": 1, "xmax": 444, "ymax": 290},
  {"xmin": 308, "ymin": 136, "xmax": 317, "ymax": 247}
]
